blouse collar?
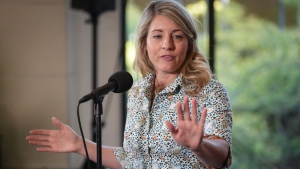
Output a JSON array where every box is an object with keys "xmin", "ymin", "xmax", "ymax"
[{"xmin": 141, "ymin": 73, "xmax": 183, "ymax": 95}]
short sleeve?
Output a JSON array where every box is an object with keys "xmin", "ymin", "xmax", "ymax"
[{"xmin": 199, "ymin": 80, "xmax": 233, "ymax": 168}]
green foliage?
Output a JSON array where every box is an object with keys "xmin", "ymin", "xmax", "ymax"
[
  {"xmin": 125, "ymin": 2, "xmax": 142, "ymax": 81},
  {"xmin": 283, "ymin": 0, "xmax": 300, "ymax": 6},
  {"xmin": 215, "ymin": 2, "xmax": 300, "ymax": 168},
  {"xmin": 126, "ymin": 2, "xmax": 142, "ymax": 39}
]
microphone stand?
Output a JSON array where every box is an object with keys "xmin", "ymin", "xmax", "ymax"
[{"xmin": 93, "ymin": 96, "xmax": 104, "ymax": 169}]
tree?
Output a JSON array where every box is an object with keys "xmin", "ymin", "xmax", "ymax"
[{"xmin": 215, "ymin": 2, "xmax": 300, "ymax": 168}]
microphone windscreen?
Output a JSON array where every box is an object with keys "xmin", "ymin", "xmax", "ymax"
[{"xmin": 108, "ymin": 71, "xmax": 133, "ymax": 93}]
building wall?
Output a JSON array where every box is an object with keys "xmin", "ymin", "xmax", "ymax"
[{"xmin": 0, "ymin": 0, "xmax": 122, "ymax": 168}]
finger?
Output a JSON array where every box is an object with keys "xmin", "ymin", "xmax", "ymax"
[
  {"xmin": 199, "ymin": 108, "xmax": 207, "ymax": 127},
  {"xmin": 164, "ymin": 121, "xmax": 177, "ymax": 133},
  {"xmin": 52, "ymin": 117, "xmax": 65, "ymax": 130},
  {"xmin": 26, "ymin": 135, "xmax": 49, "ymax": 141},
  {"xmin": 29, "ymin": 129, "xmax": 51, "ymax": 136},
  {"xmin": 183, "ymin": 96, "xmax": 191, "ymax": 121},
  {"xmin": 191, "ymin": 97, "xmax": 198, "ymax": 123},
  {"xmin": 176, "ymin": 100, "xmax": 184, "ymax": 121}
]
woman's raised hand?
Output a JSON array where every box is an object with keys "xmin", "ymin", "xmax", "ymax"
[
  {"xmin": 164, "ymin": 96, "xmax": 207, "ymax": 152},
  {"xmin": 26, "ymin": 117, "xmax": 81, "ymax": 153}
]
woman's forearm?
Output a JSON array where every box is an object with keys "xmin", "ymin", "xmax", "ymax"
[
  {"xmin": 76, "ymin": 139, "xmax": 97, "ymax": 162},
  {"xmin": 102, "ymin": 145, "xmax": 123, "ymax": 169},
  {"xmin": 76, "ymin": 138, "xmax": 122, "ymax": 169},
  {"xmin": 192, "ymin": 139, "xmax": 229, "ymax": 168}
]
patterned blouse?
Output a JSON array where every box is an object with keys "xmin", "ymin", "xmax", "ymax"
[{"xmin": 114, "ymin": 73, "xmax": 232, "ymax": 169}]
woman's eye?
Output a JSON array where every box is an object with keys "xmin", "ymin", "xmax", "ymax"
[
  {"xmin": 173, "ymin": 35, "xmax": 182, "ymax": 39},
  {"xmin": 153, "ymin": 35, "xmax": 162, "ymax": 39}
]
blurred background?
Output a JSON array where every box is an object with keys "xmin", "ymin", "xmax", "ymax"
[{"xmin": 0, "ymin": 0, "xmax": 299, "ymax": 169}]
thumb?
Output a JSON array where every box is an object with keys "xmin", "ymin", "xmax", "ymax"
[
  {"xmin": 52, "ymin": 117, "xmax": 65, "ymax": 129},
  {"xmin": 164, "ymin": 120, "xmax": 176, "ymax": 133}
]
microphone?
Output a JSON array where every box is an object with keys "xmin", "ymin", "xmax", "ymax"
[{"xmin": 79, "ymin": 70, "xmax": 133, "ymax": 103}]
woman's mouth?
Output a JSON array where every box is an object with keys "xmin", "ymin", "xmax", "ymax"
[{"xmin": 161, "ymin": 55, "xmax": 175, "ymax": 61}]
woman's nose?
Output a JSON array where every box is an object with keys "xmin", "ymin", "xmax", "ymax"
[{"xmin": 162, "ymin": 38, "xmax": 174, "ymax": 50}]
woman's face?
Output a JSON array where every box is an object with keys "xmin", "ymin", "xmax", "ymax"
[{"xmin": 145, "ymin": 15, "xmax": 188, "ymax": 75}]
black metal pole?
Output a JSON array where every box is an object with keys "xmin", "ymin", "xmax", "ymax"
[
  {"xmin": 278, "ymin": 0, "xmax": 286, "ymax": 30},
  {"xmin": 120, "ymin": 0, "xmax": 127, "ymax": 141},
  {"xmin": 71, "ymin": 1, "xmax": 116, "ymax": 168},
  {"xmin": 208, "ymin": 0, "xmax": 215, "ymax": 74},
  {"xmin": 91, "ymin": 13, "xmax": 98, "ymax": 94},
  {"xmin": 90, "ymin": 12, "xmax": 99, "ymax": 145},
  {"xmin": 82, "ymin": 12, "xmax": 100, "ymax": 169},
  {"xmin": 93, "ymin": 97, "xmax": 104, "ymax": 169}
]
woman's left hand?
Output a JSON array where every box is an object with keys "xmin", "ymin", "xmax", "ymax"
[{"xmin": 164, "ymin": 96, "xmax": 207, "ymax": 152}]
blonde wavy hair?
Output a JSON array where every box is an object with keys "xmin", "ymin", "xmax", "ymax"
[{"xmin": 133, "ymin": 0, "xmax": 212, "ymax": 96}]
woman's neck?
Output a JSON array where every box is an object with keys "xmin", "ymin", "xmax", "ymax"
[
  {"xmin": 155, "ymin": 73, "xmax": 177, "ymax": 88},
  {"xmin": 150, "ymin": 73, "xmax": 178, "ymax": 110}
]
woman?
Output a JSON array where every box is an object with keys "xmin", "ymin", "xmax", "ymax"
[{"xmin": 26, "ymin": 0, "xmax": 232, "ymax": 168}]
